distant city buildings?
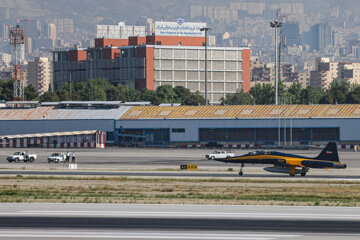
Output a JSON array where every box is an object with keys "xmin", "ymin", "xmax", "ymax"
[
  {"xmin": 45, "ymin": 18, "xmax": 74, "ymax": 34},
  {"xmin": 310, "ymin": 57, "xmax": 360, "ymax": 89},
  {"xmin": 0, "ymin": 53, "xmax": 11, "ymax": 66},
  {"xmin": 251, "ymin": 57, "xmax": 308, "ymax": 88}
]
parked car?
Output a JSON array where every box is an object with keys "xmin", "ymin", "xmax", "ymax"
[
  {"xmin": 48, "ymin": 153, "xmax": 67, "ymax": 163},
  {"xmin": 7, "ymin": 152, "xmax": 37, "ymax": 162},
  {"xmin": 205, "ymin": 142, "xmax": 224, "ymax": 148},
  {"xmin": 205, "ymin": 150, "xmax": 235, "ymax": 160}
]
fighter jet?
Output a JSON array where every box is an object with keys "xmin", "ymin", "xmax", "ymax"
[{"xmin": 213, "ymin": 142, "xmax": 347, "ymax": 176}]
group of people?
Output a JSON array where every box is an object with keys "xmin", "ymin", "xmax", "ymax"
[{"xmin": 65, "ymin": 151, "xmax": 76, "ymax": 163}]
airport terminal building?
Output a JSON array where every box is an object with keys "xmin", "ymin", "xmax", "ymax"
[{"xmin": 0, "ymin": 101, "xmax": 360, "ymax": 147}]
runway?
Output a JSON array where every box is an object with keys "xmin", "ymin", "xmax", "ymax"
[
  {"xmin": 0, "ymin": 170, "xmax": 359, "ymax": 179},
  {"xmin": 0, "ymin": 204, "xmax": 359, "ymax": 239},
  {"xmin": 0, "ymin": 147, "xmax": 359, "ymax": 179},
  {"xmin": 1, "ymin": 147, "xmax": 360, "ymax": 168}
]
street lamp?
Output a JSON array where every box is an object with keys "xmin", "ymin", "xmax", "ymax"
[
  {"xmin": 270, "ymin": 20, "xmax": 282, "ymax": 105},
  {"xmin": 200, "ymin": 26, "xmax": 212, "ymax": 105}
]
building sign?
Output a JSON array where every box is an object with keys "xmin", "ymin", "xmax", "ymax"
[{"xmin": 155, "ymin": 21, "xmax": 206, "ymax": 37}]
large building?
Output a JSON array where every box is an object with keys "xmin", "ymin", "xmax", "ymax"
[
  {"xmin": 310, "ymin": 57, "xmax": 360, "ymax": 89},
  {"xmin": 52, "ymin": 21, "xmax": 251, "ymax": 104},
  {"xmin": 27, "ymin": 57, "xmax": 53, "ymax": 95},
  {"xmin": 304, "ymin": 23, "xmax": 333, "ymax": 52},
  {"xmin": 1, "ymin": 102, "xmax": 360, "ymax": 147},
  {"xmin": 281, "ymin": 22, "xmax": 300, "ymax": 47}
]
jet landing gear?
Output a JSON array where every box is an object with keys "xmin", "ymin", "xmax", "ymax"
[
  {"xmin": 301, "ymin": 167, "xmax": 309, "ymax": 177},
  {"xmin": 239, "ymin": 163, "xmax": 245, "ymax": 176},
  {"xmin": 289, "ymin": 166, "xmax": 296, "ymax": 177},
  {"xmin": 289, "ymin": 166, "xmax": 309, "ymax": 177}
]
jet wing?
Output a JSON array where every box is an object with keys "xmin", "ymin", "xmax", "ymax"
[{"xmin": 216, "ymin": 156, "xmax": 285, "ymax": 165}]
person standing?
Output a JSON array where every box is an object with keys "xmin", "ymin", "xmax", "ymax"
[
  {"xmin": 24, "ymin": 150, "xmax": 29, "ymax": 162},
  {"xmin": 72, "ymin": 151, "xmax": 76, "ymax": 163},
  {"xmin": 66, "ymin": 151, "xmax": 70, "ymax": 163}
]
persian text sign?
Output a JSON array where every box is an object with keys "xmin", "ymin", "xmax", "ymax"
[{"xmin": 155, "ymin": 21, "xmax": 206, "ymax": 37}]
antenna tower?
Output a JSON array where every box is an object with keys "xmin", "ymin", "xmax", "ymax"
[
  {"xmin": 10, "ymin": 25, "xmax": 26, "ymax": 101},
  {"xmin": 270, "ymin": 9, "xmax": 284, "ymax": 105}
]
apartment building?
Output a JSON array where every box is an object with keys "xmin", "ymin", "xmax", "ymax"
[
  {"xmin": 310, "ymin": 57, "xmax": 360, "ymax": 89},
  {"xmin": 251, "ymin": 58, "xmax": 306, "ymax": 88},
  {"xmin": 27, "ymin": 57, "xmax": 52, "ymax": 95}
]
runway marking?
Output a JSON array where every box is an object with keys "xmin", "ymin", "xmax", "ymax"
[
  {"xmin": 7, "ymin": 210, "xmax": 360, "ymax": 220},
  {"xmin": 0, "ymin": 230, "xmax": 301, "ymax": 239}
]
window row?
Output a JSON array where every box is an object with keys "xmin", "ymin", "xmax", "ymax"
[
  {"xmin": 155, "ymin": 60, "xmax": 242, "ymax": 70},
  {"xmin": 155, "ymin": 49, "xmax": 243, "ymax": 60},
  {"xmin": 155, "ymin": 71, "xmax": 242, "ymax": 81},
  {"xmin": 199, "ymin": 128, "xmax": 339, "ymax": 142}
]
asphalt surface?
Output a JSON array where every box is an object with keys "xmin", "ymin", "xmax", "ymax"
[
  {"xmin": 2, "ymin": 147, "xmax": 360, "ymax": 167},
  {"xmin": 0, "ymin": 204, "xmax": 359, "ymax": 239},
  {"xmin": 0, "ymin": 147, "xmax": 359, "ymax": 239},
  {"xmin": 0, "ymin": 147, "xmax": 359, "ymax": 178},
  {"xmin": 0, "ymin": 170, "xmax": 359, "ymax": 179}
]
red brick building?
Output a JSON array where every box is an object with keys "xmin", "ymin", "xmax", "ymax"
[{"xmin": 53, "ymin": 25, "xmax": 251, "ymax": 103}]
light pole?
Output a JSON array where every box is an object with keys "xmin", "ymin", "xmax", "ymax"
[
  {"xmin": 270, "ymin": 20, "xmax": 282, "ymax": 105},
  {"xmin": 200, "ymin": 26, "xmax": 212, "ymax": 105}
]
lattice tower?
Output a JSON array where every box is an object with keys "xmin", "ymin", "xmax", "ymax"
[{"xmin": 10, "ymin": 25, "xmax": 26, "ymax": 101}]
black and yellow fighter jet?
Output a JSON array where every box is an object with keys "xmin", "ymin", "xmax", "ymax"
[{"xmin": 214, "ymin": 142, "xmax": 347, "ymax": 176}]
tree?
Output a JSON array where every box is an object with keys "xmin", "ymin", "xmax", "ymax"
[
  {"xmin": 173, "ymin": 86, "xmax": 191, "ymax": 103},
  {"xmin": 221, "ymin": 91, "xmax": 253, "ymax": 105},
  {"xmin": 277, "ymin": 80, "xmax": 287, "ymax": 102},
  {"xmin": 249, "ymin": 83, "xmax": 275, "ymax": 104},
  {"xmin": 40, "ymin": 91, "xmax": 60, "ymax": 102},
  {"xmin": 347, "ymin": 85, "xmax": 360, "ymax": 103},
  {"xmin": 55, "ymin": 89, "xmax": 70, "ymax": 101},
  {"xmin": 320, "ymin": 80, "xmax": 350, "ymax": 104},
  {"xmin": 299, "ymin": 86, "xmax": 324, "ymax": 104},
  {"xmin": 0, "ymin": 79, "xmax": 14, "ymax": 101},
  {"xmin": 117, "ymin": 84, "xmax": 141, "ymax": 102},
  {"xmin": 105, "ymin": 86, "xmax": 120, "ymax": 101},
  {"xmin": 155, "ymin": 85, "xmax": 178, "ymax": 103},
  {"xmin": 140, "ymin": 88, "xmax": 162, "ymax": 104},
  {"xmin": 184, "ymin": 91, "xmax": 205, "ymax": 105},
  {"xmin": 287, "ymin": 83, "xmax": 302, "ymax": 104},
  {"xmin": 25, "ymin": 85, "xmax": 39, "ymax": 101},
  {"xmin": 172, "ymin": 86, "xmax": 205, "ymax": 105},
  {"xmin": 87, "ymin": 79, "xmax": 107, "ymax": 101}
]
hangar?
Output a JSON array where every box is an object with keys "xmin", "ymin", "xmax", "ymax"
[
  {"xmin": 0, "ymin": 101, "xmax": 359, "ymax": 147},
  {"xmin": 116, "ymin": 104, "xmax": 359, "ymax": 147}
]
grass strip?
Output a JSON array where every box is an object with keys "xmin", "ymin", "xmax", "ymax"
[{"xmin": 0, "ymin": 175, "xmax": 358, "ymax": 206}]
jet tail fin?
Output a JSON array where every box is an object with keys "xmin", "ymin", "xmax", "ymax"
[{"xmin": 315, "ymin": 142, "xmax": 339, "ymax": 162}]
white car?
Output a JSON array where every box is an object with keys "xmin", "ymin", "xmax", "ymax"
[
  {"xmin": 48, "ymin": 153, "xmax": 67, "ymax": 163},
  {"xmin": 205, "ymin": 150, "xmax": 235, "ymax": 160},
  {"xmin": 7, "ymin": 152, "xmax": 37, "ymax": 162}
]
